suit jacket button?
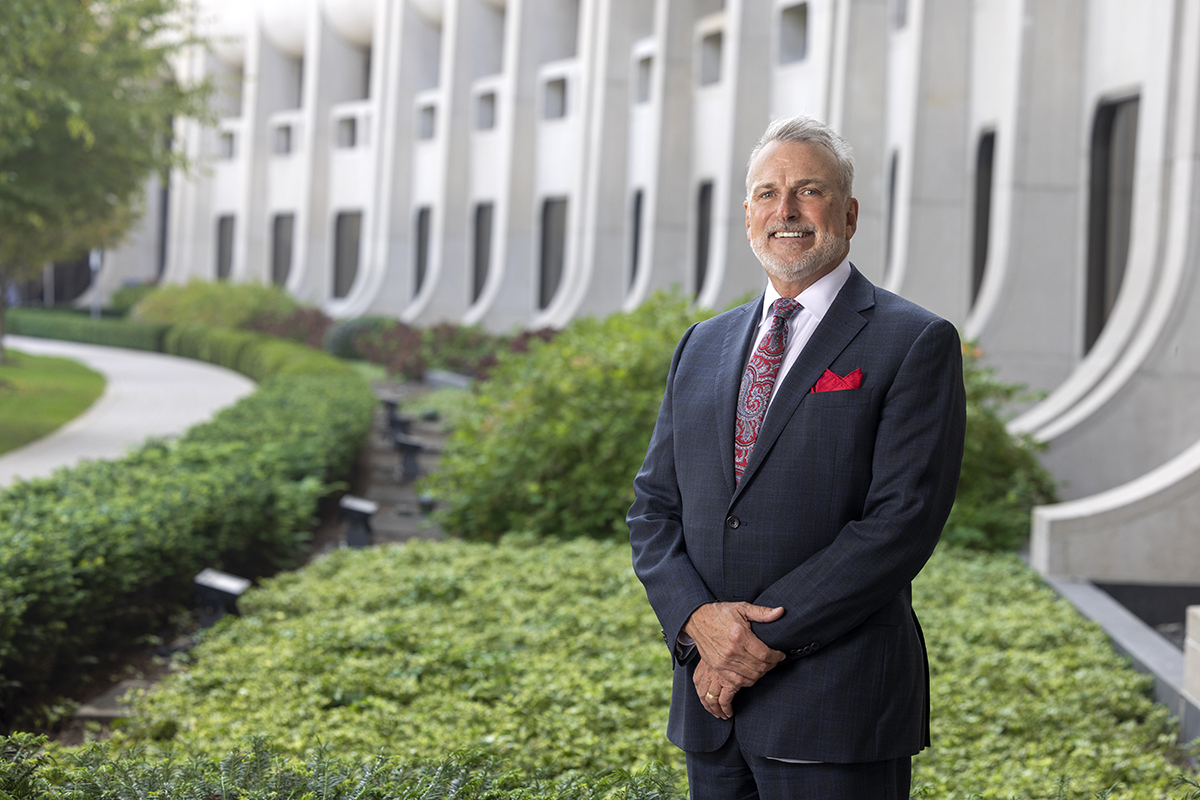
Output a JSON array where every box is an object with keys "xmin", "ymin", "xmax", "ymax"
[{"xmin": 726, "ymin": 515, "xmax": 740, "ymax": 529}]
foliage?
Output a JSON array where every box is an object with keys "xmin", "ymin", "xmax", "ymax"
[
  {"xmin": 132, "ymin": 280, "xmax": 303, "ymax": 331},
  {"xmin": 2, "ymin": 733, "xmax": 687, "ymax": 800},
  {"xmin": 0, "ymin": 349, "xmax": 104, "ymax": 455},
  {"xmin": 323, "ymin": 315, "xmax": 393, "ymax": 360},
  {"xmin": 164, "ymin": 323, "xmax": 356, "ymax": 383},
  {"xmin": 244, "ymin": 306, "xmax": 335, "ymax": 350},
  {"xmin": 0, "ymin": 335, "xmax": 375, "ymax": 725},
  {"xmin": 104, "ymin": 541, "xmax": 1192, "ymax": 796},
  {"xmin": 6, "ymin": 308, "xmax": 169, "ymax": 352},
  {"xmin": 0, "ymin": 0, "xmax": 210, "ymax": 355},
  {"xmin": 116, "ymin": 538, "xmax": 678, "ymax": 774},
  {"xmin": 911, "ymin": 548, "xmax": 1191, "ymax": 798},
  {"xmin": 104, "ymin": 284, "xmax": 157, "ymax": 317},
  {"xmin": 354, "ymin": 320, "xmax": 427, "ymax": 380},
  {"xmin": 426, "ymin": 292, "xmax": 711, "ymax": 541},
  {"xmin": 941, "ymin": 344, "xmax": 1058, "ymax": 551},
  {"xmin": 352, "ymin": 320, "xmax": 558, "ymax": 381}
]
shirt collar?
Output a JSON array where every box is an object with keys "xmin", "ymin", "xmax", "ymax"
[{"xmin": 759, "ymin": 258, "xmax": 852, "ymax": 325}]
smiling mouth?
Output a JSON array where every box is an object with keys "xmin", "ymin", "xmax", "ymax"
[{"xmin": 771, "ymin": 230, "xmax": 814, "ymax": 240}]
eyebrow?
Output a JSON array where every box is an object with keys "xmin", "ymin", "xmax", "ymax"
[{"xmin": 749, "ymin": 177, "xmax": 828, "ymax": 196}]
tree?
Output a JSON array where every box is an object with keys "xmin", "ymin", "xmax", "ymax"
[{"xmin": 0, "ymin": 0, "xmax": 211, "ymax": 361}]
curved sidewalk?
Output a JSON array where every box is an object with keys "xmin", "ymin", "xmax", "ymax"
[{"xmin": 0, "ymin": 335, "xmax": 256, "ymax": 489}]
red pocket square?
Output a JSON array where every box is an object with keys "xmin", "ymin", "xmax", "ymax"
[{"xmin": 810, "ymin": 368, "xmax": 863, "ymax": 393}]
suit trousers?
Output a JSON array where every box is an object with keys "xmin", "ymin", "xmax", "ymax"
[{"xmin": 684, "ymin": 724, "xmax": 912, "ymax": 800}]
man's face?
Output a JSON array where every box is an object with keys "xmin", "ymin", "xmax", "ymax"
[{"xmin": 744, "ymin": 139, "xmax": 859, "ymax": 292}]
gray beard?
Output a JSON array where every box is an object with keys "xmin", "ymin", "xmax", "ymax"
[{"xmin": 751, "ymin": 231, "xmax": 849, "ymax": 286}]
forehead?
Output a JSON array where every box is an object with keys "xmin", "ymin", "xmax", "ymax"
[{"xmin": 747, "ymin": 139, "xmax": 841, "ymax": 189}]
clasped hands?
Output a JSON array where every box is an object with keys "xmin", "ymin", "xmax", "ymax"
[{"xmin": 683, "ymin": 602, "xmax": 786, "ymax": 720}]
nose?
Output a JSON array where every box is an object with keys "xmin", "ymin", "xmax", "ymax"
[{"xmin": 775, "ymin": 193, "xmax": 800, "ymax": 221}]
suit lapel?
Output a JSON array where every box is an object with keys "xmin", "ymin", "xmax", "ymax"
[
  {"xmin": 717, "ymin": 298, "xmax": 764, "ymax": 493},
  {"xmin": 732, "ymin": 267, "xmax": 876, "ymax": 501}
]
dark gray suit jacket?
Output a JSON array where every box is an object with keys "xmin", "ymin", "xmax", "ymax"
[{"xmin": 628, "ymin": 265, "xmax": 966, "ymax": 763}]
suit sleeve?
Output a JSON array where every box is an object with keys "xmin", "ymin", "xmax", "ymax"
[
  {"xmin": 750, "ymin": 316, "xmax": 966, "ymax": 655},
  {"xmin": 628, "ymin": 324, "xmax": 716, "ymax": 663}
]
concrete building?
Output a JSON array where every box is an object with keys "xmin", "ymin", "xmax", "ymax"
[{"xmin": 72, "ymin": 0, "xmax": 1199, "ymax": 589}]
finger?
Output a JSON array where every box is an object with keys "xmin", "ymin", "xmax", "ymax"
[
  {"xmin": 737, "ymin": 603, "xmax": 785, "ymax": 623},
  {"xmin": 717, "ymin": 687, "xmax": 735, "ymax": 718}
]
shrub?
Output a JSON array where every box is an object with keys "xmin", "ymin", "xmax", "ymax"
[
  {"xmin": 6, "ymin": 309, "xmax": 169, "ymax": 352},
  {"xmin": 131, "ymin": 281, "xmax": 301, "ymax": 330},
  {"xmin": 2, "ymin": 733, "xmax": 687, "ymax": 800},
  {"xmin": 941, "ymin": 343, "xmax": 1057, "ymax": 551},
  {"xmin": 353, "ymin": 320, "xmax": 426, "ymax": 379},
  {"xmin": 244, "ymin": 306, "xmax": 334, "ymax": 349},
  {"xmin": 105, "ymin": 284, "xmax": 157, "ymax": 316},
  {"xmin": 425, "ymin": 291, "xmax": 712, "ymax": 541},
  {"xmin": 164, "ymin": 323, "xmax": 355, "ymax": 383},
  {"xmin": 106, "ymin": 542, "xmax": 1192, "ymax": 796},
  {"xmin": 322, "ymin": 315, "xmax": 392, "ymax": 360},
  {"xmin": 0, "ymin": 370, "xmax": 374, "ymax": 723}
]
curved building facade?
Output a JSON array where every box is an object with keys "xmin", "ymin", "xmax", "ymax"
[{"xmin": 96, "ymin": 0, "xmax": 1198, "ymax": 585}]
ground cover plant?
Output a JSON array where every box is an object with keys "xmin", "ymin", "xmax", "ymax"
[
  {"xmin": 0, "ymin": 350, "xmax": 103, "ymax": 455},
  {"xmin": 1, "ymin": 732, "xmax": 689, "ymax": 800},
  {"xmin": 108, "ymin": 539, "xmax": 1192, "ymax": 797}
]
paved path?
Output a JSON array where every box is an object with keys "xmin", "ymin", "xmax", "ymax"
[{"xmin": 0, "ymin": 335, "xmax": 256, "ymax": 489}]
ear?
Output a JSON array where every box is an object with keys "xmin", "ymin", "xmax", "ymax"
[
  {"xmin": 744, "ymin": 199, "xmax": 751, "ymax": 241},
  {"xmin": 844, "ymin": 197, "xmax": 859, "ymax": 241}
]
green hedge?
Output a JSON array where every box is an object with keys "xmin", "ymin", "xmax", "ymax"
[
  {"xmin": 163, "ymin": 323, "xmax": 353, "ymax": 382},
  {"xmin": 6, "ymin": 309, "xmax": 170, "ymax": 352},
  {"xmin": 130, "ymin": 280, "xmax": 302, "ymax": 330},
  {"xmin": 0, "ymin": 326, "xmax": 374, "ymax": 724},
  {"xmin": 109, "ymin": 540, "xmax": 1193, "ymax": 796},
  {"xmin": 426, "ymin": 291, "xmax": 712, "ymax": 541}
]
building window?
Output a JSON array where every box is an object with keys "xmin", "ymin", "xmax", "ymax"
[
  {"xmin": 415, "ymin": 206, "xmax": 432, "ymax": 295},
  {"xmin": 893, "ymin": 0, "xmax": 908, "ymax": 28},
  {"xmin": 216, "ymin": 215, "xmax": 235, "ymax": 280},
  {"xmin": 473, "ymin": 202, "xmax": 493, "ymax": 303},
  {"xmin": 629, "ymin": 189, "xmax": 644, "ymax": 289},
  {"xmin": 779, "ymin": 3, "xmax": 809, "ymax": 64},
  {"xmin": 885, "ymin": 151, "xmax": 899, "ymax": 283},
  {"xmin": 539, "ymin": 197, "xmax": 568, "ymax": 309},
  {"xmin": 695, "ymin": 181, "xmax": 713, "ymax": 296},
  {"xmin": 699, "ymin": 32, "xmax": 722, "ymax": 86},
  {"xmin": 972, "ymin": 130, "xmax": 996, "ymax": 308},
  {"xmin": 336, "ymin": 117, "xmax": 357, "ymax": 148},
  {"xmin": 218, "ymin": 131, "xmax": 236, "ymax": 159},
  {"xmin": 418, "ymin": 105, "xmax": 436, "ymax": 140},
  {"xmin": 1086, "ymin": 96, "xmax": 1139, "ymax": 352},
  {"xmin": 271, "ymin": 213, "xmax": 295, "ymax": 286},
  {"xmin": 635, "ymin": 56, "xmax": 652, "ymax": 103},
  {"xmin": 544, "ymin": 77, "xmax": 568, "ymax": 119},
  {"xmin": 477, "ymin": 92, "xmax": 496, "ymax": 130},
  {"xmin": 333, "ymin": 211, "xmax": 362, "ymax": 299},
  {"xmin": 274, "ymin": 124, "xmax": 292, "ymax": 155}
]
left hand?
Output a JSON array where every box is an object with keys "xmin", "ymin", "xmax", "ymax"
[{"xmin": 693, "ymin": 659, "xmax": 736, "ymax": 720}]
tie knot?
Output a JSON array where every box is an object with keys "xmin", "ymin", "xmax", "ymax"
[{"xmin": 769, "ymin": 297, "xmax": 801, "ymax": 322}]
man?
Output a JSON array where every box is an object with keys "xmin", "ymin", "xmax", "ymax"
[{"xmin": 628, "ymin": 115, "xmax": 966, "ymax": 799}]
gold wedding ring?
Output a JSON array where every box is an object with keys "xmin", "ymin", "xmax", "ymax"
[{"xmin": 705, "ymin": 692, "xmax": 717, "ymax": 699}]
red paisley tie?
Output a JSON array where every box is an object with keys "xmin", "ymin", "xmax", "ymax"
[{"xmin": 734, "ymin": 298, "xmax": 801, "ymax": 483}]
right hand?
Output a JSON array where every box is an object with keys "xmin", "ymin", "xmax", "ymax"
[{"xmin": 683, "ymin": 602, "xmax": 786, "ymax": 689}]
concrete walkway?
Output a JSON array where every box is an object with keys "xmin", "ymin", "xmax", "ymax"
[{"xmin": 0, "ymin": 335, "xmax": 256, "ymax": 489}]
